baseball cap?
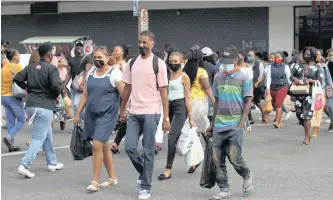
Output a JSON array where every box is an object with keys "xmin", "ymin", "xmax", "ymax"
[
  {"xmin": 220, "ymin": 45, "xmax": 239, "ymax": 65},
  {"xmin": 201, "ymin": 47, "xmax": 213, "ymax": 57},
  {"xmin": 74, "ymin": 40, "xmax": 84, "ymax": 46}
]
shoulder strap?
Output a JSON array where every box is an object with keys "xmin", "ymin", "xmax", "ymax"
[
  {"xmin": 76, "ymin": 54, "xmax": 89, "ymax": 75},
  {"xmin": 153, "ymin": 55, "xmax": 159, "ymax": 90},
  {"xmin": 129, "ymin": 55, "xmax": 139, "ymax": 71},
  {"xmin": 11, "ymin": 64, "xmax": 17, "ymax": 78}
]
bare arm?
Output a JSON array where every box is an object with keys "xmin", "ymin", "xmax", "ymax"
[
  {"xmin": 76, "ymin": 83, "xmax": 88, "ymax": 115},
  {"xmin": 115, "ymin": 81, "xmax": 125, "ymax": 98},
  {"xmin": 159, "ymin": 86, "xmax": 169, "ymax": 119},
  {"xmin": 120, "ymin": 83, "xmax": 132, "ymax": 112},
  {"xmin": 64, "ymin": 63, "xmax": 72, "ymax": 89},
  {"xmin": 238, "ymin": 96, "xmax": 252, "ymax": 128},
  {"xmin": 200, "ymin": 77, "xmax": 215, "ymax": 103},
  {"xmin": 182, "ymin": 74, "xmax": 193, "ymax": 120}
]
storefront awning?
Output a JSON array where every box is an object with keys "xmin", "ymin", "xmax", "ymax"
[{"xmin": 19, "ymin": 36, "xmax": 86, "ymax": 44}]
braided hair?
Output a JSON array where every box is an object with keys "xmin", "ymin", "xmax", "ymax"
[{"xmin": 183, "ymin": 49, "xmax": 204, "ymax": 85}]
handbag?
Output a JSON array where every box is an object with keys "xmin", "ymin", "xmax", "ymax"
[
  {"xmin": 11, "ymin": 65, "xmax": 26, "ymax": 99},
  {"xmin": 312, "ymin": 80, "xmax": 324, "ymax": 111},
  {"xmin": 323, "ymin": 67, "xmax": 333, "ymax": 98},
  {"xmin": 326, "ymin": 85, "xmax": 333, "ymax": 98},
  {"xmin": 289, "ymin": 84, "xmax": 310, "ymax": 95},
  {"xmin": 71, "ymin": 55, "xmax": 89, "ymax": 92}
]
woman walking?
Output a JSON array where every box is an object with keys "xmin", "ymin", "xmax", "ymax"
[
  {"xmin": 266, "ymin": 51, "xmax": 291, "ymax": 128},
  {"xmin": 1, "ymin": 48, "xmax": 25, "ymax": 152},
  {"xmin": 158, "ymin": 52, "xmax": 194, "ymax": 180},
  {"xmin": 290, "ymin": 47, "xmax": 324, "ymax": 145},
  {"xmin": 74, "ymin": 46, "xmax": 124, "ymax": 192}
]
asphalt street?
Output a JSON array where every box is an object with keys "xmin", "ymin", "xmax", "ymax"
[{"xmin": 1, "ymin": 111, "xmax": 333, "ymax": 200}]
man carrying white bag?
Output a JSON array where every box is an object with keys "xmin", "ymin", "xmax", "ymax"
[{"xmin": 177, "ymin": 122, "xmax": 204, "ymax": 173}]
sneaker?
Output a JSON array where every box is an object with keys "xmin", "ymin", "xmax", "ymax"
[
  {"xmin": 210, "ymin": 188, "xmax": 231, "ymax": 199},
  {"xmin": 18, "ymin": 165, "xmax": 35, "ymax": 178},
  {"xmin": 138, "ymin": 189, "xmax": 152, "ymax": 200},
  {"xmin": 47, "ymin": 163, "xmax": 64, "ymax": 172},
  {"xmin": 242, "ymin": 171, "xmax": 254, "ymax": 195},
  {"xmin": 328, "ymin": 124, "xmax": 333, "ymax": 133},
  {"xmin": 285, "ymin": 111, "xmax": 292, "ymax": 120},
  {"xmin": 136, "ymin": 179, "xmax": 142, "ymax": 194}
]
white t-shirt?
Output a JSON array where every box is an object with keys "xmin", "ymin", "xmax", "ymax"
[
  {"xmin": 86, "ymin": 67, "xmax": 123, "ymax": 87},
  {"xmin": 240, "ymin": 67, "xmax": 253, "ymax": 79}
]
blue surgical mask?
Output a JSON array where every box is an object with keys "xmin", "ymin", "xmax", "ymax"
[
  {"xmin": 223, "ymin": 64, "xmax": 235, "ymax": 73},
  {"xmin": 247, "ymin": 56, "xmax": 253, "ymax": 63}
]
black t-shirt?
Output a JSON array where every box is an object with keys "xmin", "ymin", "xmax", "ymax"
[{"xmin": 68, "ymin": 55, "xmax": 93, "ymax": 80}]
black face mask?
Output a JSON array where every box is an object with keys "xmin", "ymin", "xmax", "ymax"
[
  {"xmin": 94, "ymin": 60, "xmax": 104, "ymax": 68},
  {"xmin": 169, "ymin": 63, "xmax": 181, "ymax": 72},
  {"xmin": 303, "ymin": 56, "xmax": 312, "ymax": 63},
  {"xmin": 75, "ymin": 48, "xmax": 83, "ymax": 55},
  {"xmin": 139, "ymin": 47, "xmax": 150, "ymax": 56}
]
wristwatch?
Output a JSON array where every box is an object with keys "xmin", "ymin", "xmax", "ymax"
[{"xmin": 164, "ymin": 117, "xmax": 170, "ymax": 122}]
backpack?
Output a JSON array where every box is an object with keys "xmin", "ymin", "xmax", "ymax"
[{"xmin": 129, "ymin": 55, "xmax": 170, "ymax": 90}]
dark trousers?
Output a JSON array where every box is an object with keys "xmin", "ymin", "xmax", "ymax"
[
  {"xmin": 124, "ymin": 114, "xmax": 160, "ymax": 191},
  {"xmin": 166, "ymin": 98, "xmax": 187, "ymax": 169},
  {"xmin": 212, "ymin": 128, "xmax": 250, "ymax": 189}
]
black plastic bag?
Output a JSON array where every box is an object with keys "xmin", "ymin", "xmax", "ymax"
[
  {"xmin": 70, "ymin": 125, "xmax": 93, "ymax": 160},
  {"xmin": 200, "ymin": 137, "xmax": 216, "ymax": 189}
]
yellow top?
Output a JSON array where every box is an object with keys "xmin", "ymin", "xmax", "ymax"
[
  {"xmin": 1, "ymin": 63, "xmax": 23, "ymax": 96},
  {"xmin": 191, "ymin": 67, "xmax": 208, "ymax": 99}
]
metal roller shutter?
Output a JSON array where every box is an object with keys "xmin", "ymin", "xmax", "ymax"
[{"xmin": 2, "ymin": 7, "xmax": 268, "ymax": 54}]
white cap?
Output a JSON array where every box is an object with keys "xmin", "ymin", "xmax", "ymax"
[{"xmin": 201, "ymin": 47, "xmax": 213, "ymax": 57}]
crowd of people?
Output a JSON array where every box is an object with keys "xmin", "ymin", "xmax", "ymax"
[{"xmin": 1, "ymin": 32, "xmax": 333, "ymax": 200}]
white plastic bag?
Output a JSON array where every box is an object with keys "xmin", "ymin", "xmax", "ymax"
[
  {"xmin": 185, "ymin": 134, "xmax": 204, "ymax": 166},
  {"xmin": 311, "ymin": 80, "xmax": 324, "ymax": 111},
  {"xmin": 155, "ymin": 103, "xmax": 164, "ymax": 143},
  {"xmin": 176, "ymin": 123, "xmax": 197, "ymax": 156},
  {"xmin": 1, "ymin": 106, "xmax": 7, "ymax": 128}
]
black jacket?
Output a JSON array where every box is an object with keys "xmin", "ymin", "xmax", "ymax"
[{"xmin": 13, "ymin": 59, "xmax": 63, "ymax": 111}]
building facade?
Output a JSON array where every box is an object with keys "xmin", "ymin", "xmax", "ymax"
[{"xmin": 1, "ymin": 1, "xmax": 332, "ymax": 58}]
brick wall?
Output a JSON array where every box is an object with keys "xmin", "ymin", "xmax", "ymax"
[{"xmin": 1, "ymin": 7, "xmax": 268, "ymax": 55}]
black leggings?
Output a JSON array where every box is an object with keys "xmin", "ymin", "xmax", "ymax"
[{"xmin": 166, "ymin": 98, "xmax": 187, "ymax": 169}]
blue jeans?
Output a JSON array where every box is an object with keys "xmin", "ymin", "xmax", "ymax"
[
  {"xmin": 124, "ymin": 114, "xmax": 160, "ymax": 191},
  {"xmin": 327, "ymin": 97, "xmax": 333, "ymax": 122},
  {"xmin": 212, "ymin": 128, "xmax": 250, "ymax": 189},
  {"xmin": 1, "ymin": 96, "xmax": 25, "ymax": 144},
  {"xmin": 70, "ymin": 88, "xmax": 85, "ymax": 122},
  {"xmin": 21, "ymin": 107, "xmax": 57, "ymax": 168}
]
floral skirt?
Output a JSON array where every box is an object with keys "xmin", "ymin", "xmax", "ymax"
[{"xmin": 295, "ymin": 95, "xmax": 313, "ymax": 125}]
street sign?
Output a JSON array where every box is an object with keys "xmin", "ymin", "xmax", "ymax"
[
  {"xmin": 133, "ymin": 0, "xmax": 138, "ymax": 17},
  {"xmin": 139, "ymin": 8, "xmax": 149, "ymax": 32}
]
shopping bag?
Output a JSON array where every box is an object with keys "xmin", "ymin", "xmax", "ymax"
[
  {"xmin": 284, "ymin": 95, "xmax": 296, "ymax": 112},
  {"xmin": 185, "ymin": 133, "xmax": 204, "ymax": 166},
  {"xmin": 312, "ymin": 80, "xmax": 324, "ymax": 111},
  {"xmin": 1, "ymin": 106, "xmax": 7, "ymax": 128},
  {"xmin": 264, "ymin": 97, "xmax": 273, "ymax": 114},
  {"xmin": 200, "ymin": 137, "xmax": 216, "ymax": 189},
  {"xmin": 70, "ymin": 125, "xmax": 93, "ymax": 160},
  {"xmin": 176, "ymin": 123, "xmax": 197, "ymax": 156}
]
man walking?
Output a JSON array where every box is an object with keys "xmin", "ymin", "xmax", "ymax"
[
  {"xmin": 207, "ymin": 46, "xmax": 254, "ymax": 199},
  {"xmin": 120, "ymin": 31, "xmax": 170, "ymax": 200}
]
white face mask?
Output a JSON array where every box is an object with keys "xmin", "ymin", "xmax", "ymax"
[
  {"xmin": 223, "ymin": 64, "xmax": 235, "ymax": 73},
  {"xmin": 52, "ymin": 50, "xmax": 56, "ymax": 55}
]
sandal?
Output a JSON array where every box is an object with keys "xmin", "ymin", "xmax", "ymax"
[
  {"xmin": 188, "ymin": 162, "xmax": 201, "ymax": 174},
  {"xmin": 86, "ymin": 181, "xmax": 99, "ymax": 192},
  {"xmin": 301, "ymin": 141, "xmax": 310, "ymax": 146},
  {"xmin": 100, "ymin": 178, "xmax": 118, "ymax": 187},
  {"xmin": 246, "ymin": 127, "xmax": 252, "ymax": 133},
  {"xmin": 158, "ymin": 173, "xmax": 172, "ymax": 181}
]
